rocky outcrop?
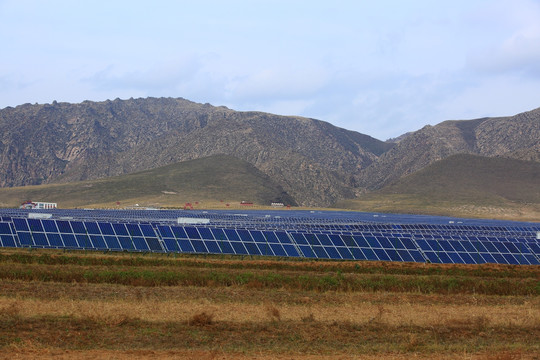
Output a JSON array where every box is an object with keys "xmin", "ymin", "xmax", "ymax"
[
  {"xmin": 357, "ymin": 108, "xmax": 540, "ymax": 190},
  {"xmin": 0, "ymin": 97, "xmax": 391, "ymax": 206}
]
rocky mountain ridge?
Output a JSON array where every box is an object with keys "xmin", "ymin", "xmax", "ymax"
[
  {"xmin": 356, "ymin": 108, "xmax": 540, "ymax": 190},
  {"xmin": 1, "ymin": 97, "xmax": 538, "ymax": 207},
  {"xmin": 0, "ymin": 97, "xmax": 391, "ymax": 206}
]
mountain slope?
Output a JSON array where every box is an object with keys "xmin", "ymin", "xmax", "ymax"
[
  {"xmin": 336, "ymin": 154, "xmax": 540, "ymax": 220},
  {"xmin": 357, "ymin": 108, "xmax": 540, "ymax": 190},
  {"xmin": 379, "ymin": 153, "xmax": 540, "ymax": 203},
  {"xmin": 0, "ymin": 97, "xmax": 392, "ymax": 206},
  {"xmin": 0, "ymin": 155, "xmax": 296, "ymax": 208}
]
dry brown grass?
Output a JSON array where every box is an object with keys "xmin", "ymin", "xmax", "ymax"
[
  {"xmin": 1, "ymin": 295, "xmax": 537, "ymax": 328},
  {"xmin": 188, "ymin": 311, "xmax": 215, "ymax": 326},
  {"xmin": 1, "ymin": 349, "xmax": 537, "ymax": 360},
  {"xmin": 0, "ymin": 250, "xmax": 539, "ymax": 358},
  {"xmin": 265, "ymin": 304, "xmax": 281, "ymax": 322}
]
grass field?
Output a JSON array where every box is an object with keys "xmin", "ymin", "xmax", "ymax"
[{"xmin": 0, "ymin": 248, "xmax": 538, "ymax": 359}]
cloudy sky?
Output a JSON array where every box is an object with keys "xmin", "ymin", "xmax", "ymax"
[{"xmin": 1, "ymin": 0, "xmax": 540, "ymax": 140}]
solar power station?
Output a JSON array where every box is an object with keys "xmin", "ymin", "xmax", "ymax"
[{"xmin": 1, "ymin": 208, "xmax": 539, "ymax": 265}]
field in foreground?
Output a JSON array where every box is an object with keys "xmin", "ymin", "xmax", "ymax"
[{"xmin": 0, "ymin": 249, "xmax": 538, "ymax": 359}]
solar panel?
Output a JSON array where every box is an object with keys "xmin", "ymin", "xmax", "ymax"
[{"xmin": 0, "ymin": 209, "xmax": 538, "ymax": 264}]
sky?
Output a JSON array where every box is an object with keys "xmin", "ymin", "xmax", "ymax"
[{"xmin": 1, "ymin": 0, "xmax": 540, "ymax": 140}]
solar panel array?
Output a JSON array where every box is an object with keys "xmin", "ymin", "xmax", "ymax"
[{"xmin": 1, "ymin": 209, "xmax": 539, "ymax": 265}]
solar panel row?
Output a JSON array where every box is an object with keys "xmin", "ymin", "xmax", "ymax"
[
  {"xmin": 1, "ymin": 217, "xmax": 539, "ymax": 265},
  {"xmin": 2, "ymin": 208, "xmax": 540, "ymax": 232}
]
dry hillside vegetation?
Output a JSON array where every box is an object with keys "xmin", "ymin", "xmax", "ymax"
[
  {"xmin": 1, "ymin": 249, "xmax": 538, "ymax": 359},
  {"xmin": 0, "ymin": 155, "xmax": 296, "ymax": 209},
  {"xmin": 337, "ymin": 153, "xmax": 540, "ymax": 221}
]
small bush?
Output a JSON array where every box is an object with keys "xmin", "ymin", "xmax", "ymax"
[
  {"xmin": 301, "ymin": 313, "xmax": 316, "ymax": 323},
  {"xmin": 265, "ymin": 304, "xmax": 281, "ymax": 322},
  {"xmin": 0, "ymin": 301, "xmax": 21, "ymax": 320},
  {"xmin": 188, "ymin": 311, "xmax": 214, "ymax": 326}
]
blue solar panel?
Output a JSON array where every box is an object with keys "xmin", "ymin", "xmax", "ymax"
[
  {"xmin": 118, "ymin": 236, "xmax": 134, "ymax": 250},
  {"xmin": 99, "ymin": 222, "xmax": 115, "ymax": 235},
  {"xmin": 132, "ymin": 237, "xmax": 149, "ymax": 251},
  {"xmin": 85, "ymin": 222, "xmax": 100, "ymax": 234},
  {"xmin": 76, "ymin": 234, "xmax": 92, "ymax": 248},
  {"xmin": 362, "ymin": 248, "xmax": 378, "ymax": 261},
  {"xmin": 350, "ymin": 247, "xmax": 365, "ymax": 260},
  {"xmin": 291, "ymin": 233, "xmax": 307, "ymax": 245},
  {"xmin": 28, "ymin": 219, "xmax": 44, "ymax": 232},
  {"xmin": 282, "ymin": 244, "xmax": 300, "ymax": 257},
  {"xmin": 266, "ymin": 243, "xmax": 283, "ymax": 256},
  {"xmin": 42, "ymin": 220, "xmax": 58, "ymax": 233},
  {"xmin": 62, "ymin": 234, "xmax": 78, "ymax": 248},
  {"xmin": 257, "ymin": 242, "xmax": 273, "ymax": 256},
  {"xmin": 13, "ymin": 218, "xmax": 29, "ymax": 231},
  {"xmin": 263, "ymin": 231, "xmax": 279, "ymax": 243},
  {"xmin": 0, "ymin": 209, "xmax": 538, "ymax": 264},
  {"xmin": 1, "ymin": 235, "xmax": 16, "ymax": 247},
  {"xmin": 126, "ymin": 224, "xmax": 143, "ymax": 237},
  {"xmin": 224, "ymin": 229, "xmax": 240, "ymax": 241},
  {"xmin": 0, "ymin": 223, "xmax": 12, "ymax": 234},
  {"xmin": 190, "ymin": 239, "xmax": 206, "ymax": 253},
  {"xmin": 329, "ymin": 234, "xmax": 345, "ymax": 246},
  {"xmin": 178, "ymin": 239, "xmax": 194, "ymax": 252},
  {"xmin": 250, "ymin": 230, "xmax": 265, "ymax": 242},
  {"xmin": 337, "ymin": 247, "xmax": 353, "ymax": 259},
  {"xmin": 91, "ymin": 235, "xmax": 107, "ymax": 250},
  {"xmin": 211, "ymin": 228, "xmax": 228, "ymax": 240},
  {"xmin": 18, "ymin": 232, "xmax": 32, "ymax": 246},
  {"xmin": 231, "ymin": 242, "xmax": 248, "ymax": 254},
  {"xmin": 140, "ymin": 224, "xmax": 156, "ymax": 237},
  {"xmin": 204, "ymin": 240, "xmax": 220, "ymax": 253},
  {"xmin": 48, "ymin": 233, "xmax": 63, "ymax": 247},
  {"xmin": 70, "ymin": 221, "xmax": 86, "ymax": 234},
  {"xmin": 275, "ymin": 232, "xmax": 291, "ymax": 243},
  {"xmin": 244, "ymin": 242, "xmax": 260, "ymax": 255},
  {"xmin": 33, "ymin": 233, "xmax": 48, "ymax": 247},
  {"xmin": 104, "ymin": 235, "xmax": 121, "ymax": 250},
  {"xmin": 187, "ymin": 227, "xmax": 203, "ymax": 239},
  {"xmin": 158, "ymin": 225, "xmax": 174, "ymax": 238},
  {"xmin": 147, "ymin": 238, "xmax": 163, "ymax": 252},
  {"xmin": 113, "ymin": 223, "xmax": 129, "ymax": 236},
  {"xmin": 164, "ymin": 238, "xmax": 179, "ymax": 252},
  {"xmin": 197, "ymin": 227, "xmax": 213, "ymax": 240},
  {"xmin": 218, "ymin": 240, "xmax": 235, "ymax": 254}
]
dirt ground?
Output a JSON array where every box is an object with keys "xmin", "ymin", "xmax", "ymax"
[{"xmin": 2, "ymin": 348, "xmax": 537, "ymax": 360}]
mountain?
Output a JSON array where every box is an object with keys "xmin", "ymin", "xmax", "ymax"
[
  {"xmin": 0, "ymin": 97, "xmax": 392, "ymax": 207},
  {"xmin": 380, "ymin": 153, "xmax": 540, "ymax": 203},
  {"xmin": 1, "ymin": 97, "xmax": 539, "ymax": 211},
  {"xmin": 356, "ymin": 108, "xmax": 540, "ymax": 190},
  {"xmin": 335, "ymin": 154, "xmax": 540, "ymax": 221},
  {"xmin": 0, "ymin": 154, "xmax": 296, "ymax": 208}
]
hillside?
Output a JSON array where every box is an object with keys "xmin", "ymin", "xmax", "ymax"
[
  {"xmin": 0, "ymin": 97, "xmax": 392, "ymax": 207},
  {"xmin": 1, "ymin": 97, "xmax": 539, "ymax": 210},
  {"xmin": 379, "ymin": 154, "xmax": 540, "ymax": 203},
  {"xmin": 337, "ymin": 154, "xmax": 540, "ymax": 221},
  {"xmin": 0, "ymin": 155, "xmax": 296, "ymax": 208},
  {"xmin": 356, "ymin": 108, "xmax": 540, "ymax": 190}
]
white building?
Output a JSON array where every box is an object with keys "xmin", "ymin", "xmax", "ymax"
[{"xmin": 20, "ymin": 201, "xmax": 57, "ymax": 209}]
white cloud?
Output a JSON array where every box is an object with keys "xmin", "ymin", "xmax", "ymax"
[
  {"xmin": 466, "ymin": 0, "xmax": 540, "ymax": 77},
  {"xmin": 223, "ymin": 64, "xmax": 330, "ymax": 102},
  {"xmin": 84, "ymin": 56, "xmax": 206, "ymax": 93},
  {"xmin": 437, "ymin": 73, "xmax": 540, "ymax": 119},
  {"xmin": 2, "ymin": 0, "xmax": 540, "ymax": 139}
]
